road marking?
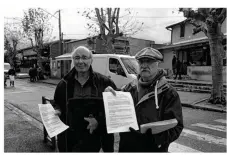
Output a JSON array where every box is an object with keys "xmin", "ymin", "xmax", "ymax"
[
  {"xmin": 214, "ymin": 119, "xmax": 227, "ymax": 124},
  {"xmin": 191, "ymin": 123, "xmax": 226, "ymax": 132},
  {"xmin": 181, "ymin": 129, "xmax": 226, "ymax": 146},
  {"xmin": 169, "ymin": 142, "xmax": 201, "ymax": 152},
  {"xmin": 4, "ymin": 91, "xmax": 32, "ymax": 94}
]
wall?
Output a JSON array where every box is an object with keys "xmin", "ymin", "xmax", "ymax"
[
  {"xmin": 66, "ymin": 40, "xmax": 89, "ymax": 54},
  {"xmin": 171, "ymin": 18, "xmax": 226, "ymax": 44},
  {"xmin": 50, "ymin": 59, "xmax": 61, "ymax": 78},
  {"xmin": 127, "ymin": 37, "xmax": 154, "ymax": 56},
  {"xmin": 50, "ymin": 42, "xmax": 60, "ymax": 60},
  {"xmin": 187, "ymin": 66, "xmax": 226, "ymax": 82},
  {"xmin": 171, "ymin": 22, "xmax": 206, "ymax": 44},
  {"xmin": 159, "ymin": 49, "xmax": 174, "ymax": 76}
]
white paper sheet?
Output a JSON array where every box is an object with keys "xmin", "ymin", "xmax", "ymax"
[
  {"xmin": 38, "ymin": 104, "xmax": 69, "ymax": 138},
  {"xmin": 102, "ymin": 91, "xmax": 139, "ymax": 133}
]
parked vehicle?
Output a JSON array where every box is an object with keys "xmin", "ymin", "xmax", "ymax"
[
  {"xmin": 56, "ymin": 53, "xmax": 139, "ymax": 88},
  {"xmin": 72, "ymin": 54, "xmax": 138, "ymax": 88}
]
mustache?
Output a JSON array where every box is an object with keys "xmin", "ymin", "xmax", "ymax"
[{"xmin": 140, "ymin": 68, "xmax": 150, "ymax": 71}]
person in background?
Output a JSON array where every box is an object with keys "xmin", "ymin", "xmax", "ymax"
[
  {"xmin": 174, "ymin": 58, "xmax": 182, "ymax": 80},
  {"xmin": 4, "ymin": 73, "xmax": 7, "ymax": 87},
  {"xmin": 29, "ymin": 67, "xmax": 37, "ymax": 82},
  {"xmin": 105, "ymin": 47, "xmax": 184, "ymax": 152},
  {"xmin": 8, "ymin": 66, "xmax": 16, "ymax": 87},
  {"xmin": 53, "ymin": 46, "xmax": 117, "ymax": 152},
  {"xmin": 172, "ymin": 54, "xmax": 177, "ymax": 76}
]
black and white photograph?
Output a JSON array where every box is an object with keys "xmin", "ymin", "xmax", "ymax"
[{"xmin": 2, "ymin": 0, "xmax": 227, "ymax": 153}]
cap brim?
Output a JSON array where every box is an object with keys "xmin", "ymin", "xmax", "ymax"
[{"xmin": 136, "ymin": 55, "xmax": 158, "ymax": 61}]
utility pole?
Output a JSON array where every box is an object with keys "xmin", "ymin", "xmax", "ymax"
[{"xmin": 58, "ymin": 10, "xmax": 62, "ymax": 55}]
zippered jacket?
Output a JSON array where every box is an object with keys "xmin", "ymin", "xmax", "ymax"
[
  {"xmin": 119, "ymin": 69, "xmax": 184, "ymax": 152},
  {"xmin": 54, "ymin": 67, "xmax": 116, "ymax": 152}
]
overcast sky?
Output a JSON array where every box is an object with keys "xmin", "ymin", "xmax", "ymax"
[
  {"xmin": 2, "ymin": 0, "xmax": 226, "ymax": 45},
  {"xmin": 3, "ymin": 7, "xmax": 186, "ymax": 44}
]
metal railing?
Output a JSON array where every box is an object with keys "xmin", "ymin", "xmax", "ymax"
[{"xmin": 42, "ymin": 96, "xmax": 59, "ymax": 152}]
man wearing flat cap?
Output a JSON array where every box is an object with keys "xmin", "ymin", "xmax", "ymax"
[{"xmin": 105, "ymin": 47, "xmax": 184, "ymax": 152}]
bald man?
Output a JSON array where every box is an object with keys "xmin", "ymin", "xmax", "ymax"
[{"xmin": 54, "ymin": 46, "xmax": 117, "ymax": 152}]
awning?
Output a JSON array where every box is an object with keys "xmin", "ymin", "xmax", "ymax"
[
  {"xmin": 55, "ymin": 52, "xmax": 72, "ymax": 60},
  {"xmin": 157, "ymin": 38, "xmax": 209, "ymax": 50}
]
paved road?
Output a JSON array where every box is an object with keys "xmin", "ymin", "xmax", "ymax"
[
  {"xmin": 4, "ymin": 79, "xmax": 227, "ymax": 152},
  {"xmin": 4, "ymin": 106, "xmax": 53, "ymax": 152}
]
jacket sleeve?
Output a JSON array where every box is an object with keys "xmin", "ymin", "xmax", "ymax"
[{"xmin": 152, "ymin": 89, "xmax": 184, "ymax": 146}]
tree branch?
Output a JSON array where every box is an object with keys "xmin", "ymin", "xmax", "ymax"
[
  {"xmin": 107, "ymin": 8, "xmax": 112, "ymax": 34},
  {"xmin": 116, "ymin": 8, "xmax": 120, "ymax": 34},
  {"xmin": 112, "ymin": 8, "xmax": 117, "ymax": 23},
  {"xmin": 217, "ymin": 8, "xmax": 226, "ymax": 23}
]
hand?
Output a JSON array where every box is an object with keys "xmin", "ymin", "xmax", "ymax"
[
  {"xmin": 84, "ymin": 117, "xmax": 98, "ymax": 134},
  {"xmin": 129, "ymin": 127, "xmax": 154, "ymax": 143},
  {"xmin": 104, "ymin": 86, "xmax": 116, "ymax": 96},
  {"xmin": 54, "ymin": 109, "xmax": 61, "ymax": 116}
]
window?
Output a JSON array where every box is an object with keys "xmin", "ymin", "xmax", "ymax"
[
  {"xmin": 109, "ymin": 58, "xmax": 126, "ymax": 77},
  {"xmin": 121, "ymin": 57, "xmax": 139, "ymax": 75},
  {"xmin": 180, "ymin": 23, "xmax": 185, "ymax": 38}
]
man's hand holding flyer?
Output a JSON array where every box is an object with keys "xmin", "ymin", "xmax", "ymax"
[
  {"xmin": 102, "ymin": 91, "xmax": 139, "ymax": 133},
  {"xmin": 38, "ymin": 104, "xmax": 69, "ymax": 138},
  {"xmin": 103, "ymin": 91, "xmax": 178, "ymax": 134}
]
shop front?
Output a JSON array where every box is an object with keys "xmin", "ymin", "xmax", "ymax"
[{"xmin": 158, "ymin": 38, "xmax": 226, "ymax": 81}]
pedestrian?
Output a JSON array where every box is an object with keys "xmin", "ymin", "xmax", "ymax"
[
  {"xmin": 29, "ymin": 67, "xmax": 36, "ymax": 82},
  {"xmin": 8, "ymin": 66, "xmax": 16, "ymax": 87},
  {"xmin": 53, "ymin": 46, "xmax": 117, "ymax": 152},
  {"xmin": 174, "ymin": 58, "xmax": 182, "ymax": 80},
  {"xmin": 172, "ymin": 54, "xmax": 177, "ymax": 75},
  {"xmin": 4, "ymin": 73, "xmax": 7, "ymax": 87},
  {"xmin": 105, "ymin": 47, "xmax": 184, "ymax": 152}
]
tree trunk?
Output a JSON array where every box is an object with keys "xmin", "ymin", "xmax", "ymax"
[
  {"xmin": 207, "ymin": 23, "xmax": 225, "ymax": 104},
  {"xmin": 106, "ymin": 36, "xmax": 114, "ymax": 53}
]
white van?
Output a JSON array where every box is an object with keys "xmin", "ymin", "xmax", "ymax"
[{"xmin": 70, "ymin": 54, "xmax": 139, "ymax": 89}]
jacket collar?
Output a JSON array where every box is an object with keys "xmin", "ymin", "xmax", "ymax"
[
  {"xmin": 135, "ymin": 76, "xmax": 169, "ymax": 107},
  {"xmin": 62, "ymin": 66, "xmax": 96, "ymax": 86}
]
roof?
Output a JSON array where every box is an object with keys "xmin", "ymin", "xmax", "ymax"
[
  {"xmin": 55, "ymin": 52, "xmax": 72, "ymax": 60},
  {"xmin": 156, "ymin": 38, "xmax": 209, "ymax": 50},
  {"xmin": 166, "ymin": 19, "xmax": 187, "ymax": 30},
  {"xmin": 17, "ymin": 39, "xmax": 72, "ymax": 52},
  {"xmin": 66, "ymin": 38, "xmax": 88, "ymax": 44}
]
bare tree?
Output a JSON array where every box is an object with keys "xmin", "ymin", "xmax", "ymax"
[
  {"xmin": 179, "ymin": 8, "xmax": 226, "ymax": 105},
  {"xmin": 78, "ymin": 8, "xmax": 144, "ymax": 53},
  {"xmin": 22, "ymin": 8, "xmax": 53, "ymax": 68},
  {"xmin": 4, "ymin": 22, "xmax": 24, "ymax": 68}
]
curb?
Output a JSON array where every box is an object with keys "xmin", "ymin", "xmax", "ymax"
[
  {"xmin": 38, "ymin": 81, "xmax": 59, "ymax": 86},
  {"xmin": 181, "ymin": 103, "xmax": 226, "ymax": 113},
  {"xmin": 39, "ymin": 81, "xmax": 226, "ymax": 113}
]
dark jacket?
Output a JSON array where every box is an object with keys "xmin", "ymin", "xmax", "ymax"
[
  {"xmin": 54, "ymin": 67, "xmax": 116, "ymax": 152},
  {"xmin": 119, "ymin": 70, "xmax": 184, "ymax": 152},
  {"xmin": 8, "ymin": 69, "xmax": 16, "ymax": 76},
  {"xmin": 172, "ymin": 56, "xmax": 177, "ymax": 68}
]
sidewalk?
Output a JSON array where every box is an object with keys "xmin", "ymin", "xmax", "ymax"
[
  {"xmin": 39, "ymin": 78, "xmax": 226, "ymax": 113},
  {"xmin": 4, "ymin": 105, "xmax": 52, "ymax": 152}
]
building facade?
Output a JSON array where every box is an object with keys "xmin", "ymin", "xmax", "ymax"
[
  {"xmin": 157, "ymin": 19, "xmax": 226, "ymax": 82},
  {"xmin": 17, "ymin": 44, "xmax": 50, "ymax": 74}
]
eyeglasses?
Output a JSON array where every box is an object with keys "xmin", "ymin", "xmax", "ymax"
[{"xmin": 73, "ymin": 56, "xmax": 91, "ymax": 61}]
